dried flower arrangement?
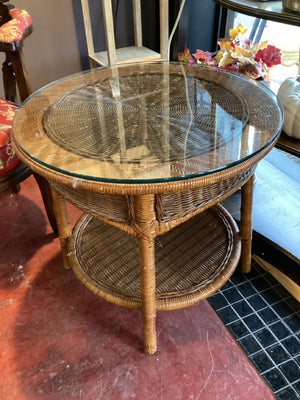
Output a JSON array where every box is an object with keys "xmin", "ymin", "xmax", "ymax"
[{"xmin": 178, "ymin": 24, "xmax": 282, "ymax": 80}]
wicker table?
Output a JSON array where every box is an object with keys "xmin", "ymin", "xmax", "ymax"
[{"xmin": 12, "ymin": 62, "xmax": 283, "ymax": 354}]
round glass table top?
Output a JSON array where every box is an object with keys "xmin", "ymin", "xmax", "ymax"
[{"xmin": 13, "ymin": 62, "xmax": 283, "ymax": 183}]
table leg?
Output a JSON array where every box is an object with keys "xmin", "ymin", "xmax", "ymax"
[
  {"xmin": 139, "ymin": 235, "xmax": 157, "ymax": 354},
  {"xmin": 50, "ymin": 185, "xmax": 72, "ymax": 270},
  {"xmin": 240, "ymin": 174, "xmax": 254, "ymax": 273},
  {"xmin": 134, "ymin": 195, "xmax": 157, "ymax": 354}
]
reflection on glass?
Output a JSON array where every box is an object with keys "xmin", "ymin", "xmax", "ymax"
[
  {"xmin": 43, "ymin": 71, "xmax": 249, "ymax": 164},
  {"xmin": 14, "ymin": 63, "xmax": 282, "ymax": 182}
]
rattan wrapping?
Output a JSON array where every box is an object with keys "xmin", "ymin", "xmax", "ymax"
[
  {"xmin": 50, "ymin": 180, "xmax": 131, "ymax": 224},
  {"xmin": 70, "ymin": 205, "xmax": 241, "ymax": 311},
  {"xmin": 50, "ymin": 165, "xmax": 254, "ymax": 226},
  {"xmin": 156, "ymin": 166, "xmax": 254, "ymax": 222}
]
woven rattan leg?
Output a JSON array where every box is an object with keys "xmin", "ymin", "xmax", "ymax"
[
  {"xmin": 50, "ymin": 185, "xmax": 72, "ymax": 270},
  {"xmin": 139, "ymin": 235, "xmax": 157, "ymax": 354},
  {"xmin": 134, "ymin": 194, "xmax": 158, "ymax": 354},
  {"xmin": 240, "ymin": 174, "xmax": 254, "ymax": 273}
]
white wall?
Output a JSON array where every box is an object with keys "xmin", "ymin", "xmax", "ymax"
[{"xmin": 1, "ymin": 0, "xmax": 82, "ymax": 96}]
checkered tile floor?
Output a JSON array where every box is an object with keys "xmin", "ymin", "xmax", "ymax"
[{"xmin": 209, "ymin": 260, "xmax": 300, "ymax": 400}]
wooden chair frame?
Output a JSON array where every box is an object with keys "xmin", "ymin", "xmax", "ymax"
[{"xmin": 0, "ymin": 1, "xmax": 57, "ymax": 235}]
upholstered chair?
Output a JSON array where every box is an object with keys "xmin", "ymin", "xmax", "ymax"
[{"xmin": 0, "ymin": 1, "xmax": 57, "ymax": 234}]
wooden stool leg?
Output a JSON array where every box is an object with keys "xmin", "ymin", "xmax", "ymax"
[
  {"xmin": 133, "ymin": 0, "xmax": 143, "ymax": 47},
  {"xmin": 2, "ymin": 53, "xmax": 17, "ymax": 102},
  {"xmin": 102, "ymin": 0, "xmax": 117, "ymax": 66},
  {"xmin": 89, "ymin": 58, "xmax": 99, "ymax": 70},
  {"xmin": 33, "ymin": 173, "xmax": 58, "ymax": 236},
  {"xmin": 135, "ymin": 194, "xmax": 157, "ymax": 354},
  {"xmin": 160, "ymin": 0, "xmax": 169, "ymax": 60},
  {"xmin": 240, "ymin": 174, "xmax": 255, "ymax": 273},
  {"xmin": 10, "ymin": 49, "xmax": 32, "ymax": 102},
  {"xmin": 50, "ymin": 185, "xmax": 72, "ymax": 270}
]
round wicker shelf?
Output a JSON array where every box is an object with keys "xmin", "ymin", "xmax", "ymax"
[{"xmin": 70, "ymin": 205, "xmax": 241, "ymax": 311}]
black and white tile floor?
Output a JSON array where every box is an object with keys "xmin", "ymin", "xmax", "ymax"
[{"xmin": 209, "ymin": 260, "xmax": 300, "ymax": 400}]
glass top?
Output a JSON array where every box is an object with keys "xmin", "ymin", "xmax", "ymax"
[{"xmin": 13, "ymin": 62, "xmax": 283, "ymax": 183}]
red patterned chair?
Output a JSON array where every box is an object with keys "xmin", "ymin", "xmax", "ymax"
[{"xmin": 0, "ymin": 1, "xmax": 57, "ymax": 234}]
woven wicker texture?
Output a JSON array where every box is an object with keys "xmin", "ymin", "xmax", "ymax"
[
  {"xmin": 43, "ymin": 72, "xmax": 249, "ymax": 163},
  {"xmin": 12, "ymin": 63, "xmax": 283, "ymax": 183},
  {"xmin": 156, "ymin": 166, "xmax": 254, "ymax": 222},
  {"xmin": 70, "ymin": 205, "xmax": 240, "ymax": 310},
  {"xmin": 50, "ymin": 166, "xmax": 254, "ymax": 225},
  {"xmin": 50, "ymin": 180, "xmax": 131, "ymax": 224}
]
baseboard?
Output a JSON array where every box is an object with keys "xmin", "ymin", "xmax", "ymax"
[
  {"xmin": 252, "ymin": 254, "xmax": 300, "ymax": 301},
  {"xmin": 252, "ymin": 230, "xmax": 300, "ymax": 286}
]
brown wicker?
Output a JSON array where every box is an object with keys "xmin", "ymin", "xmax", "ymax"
[
  {"xmin": 69, "ymin": 205, "xmax": 240, "ymax": 310},
  {"xmin": 11, "ymin": 62, "xmax": 283, "ymax": 354}
]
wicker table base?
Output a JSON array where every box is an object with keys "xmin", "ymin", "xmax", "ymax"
[{"xmin": 69, "ymin": 205, "xmax": 241, "ymax": 322}]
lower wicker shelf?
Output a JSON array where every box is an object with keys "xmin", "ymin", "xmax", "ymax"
[{"xmin": 69, "ymin": 205, "xmax": 241, "ymax": 311}]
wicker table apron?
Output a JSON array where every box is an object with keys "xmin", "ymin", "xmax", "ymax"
[{"xmin": 12, "ymin": 63, "xmax": 283, "ymax": 354}]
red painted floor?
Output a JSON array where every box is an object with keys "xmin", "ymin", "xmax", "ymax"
[{"xmin": 0, "ymin": 176, "xmax": 276, "ymax": 400}]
